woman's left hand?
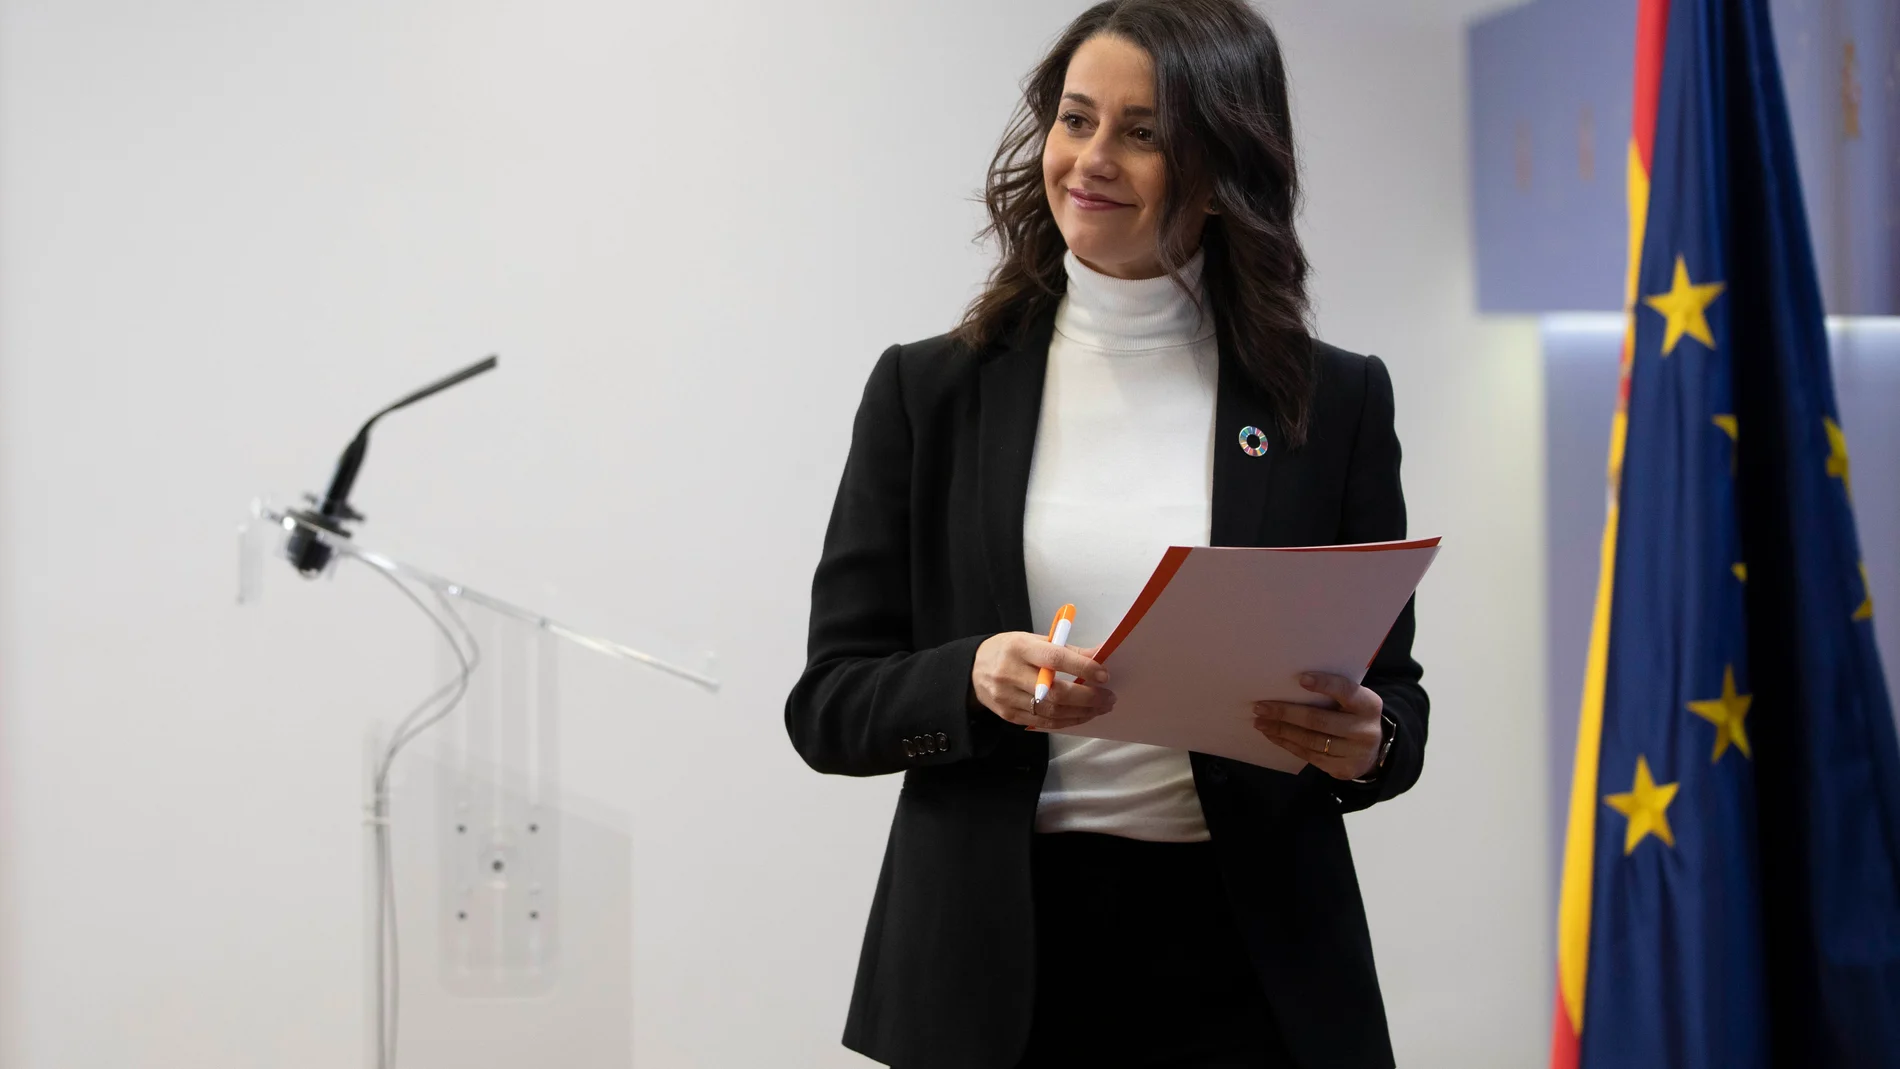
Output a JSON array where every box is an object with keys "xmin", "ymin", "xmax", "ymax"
[{"xmin": 1253, "ymin": 672, "xmax": 1384, "ymax": 781}]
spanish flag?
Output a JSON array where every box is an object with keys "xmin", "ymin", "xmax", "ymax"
[{"xmin": 1551, "ymin": 0, "xmax": 1900, "ymax": 1065}]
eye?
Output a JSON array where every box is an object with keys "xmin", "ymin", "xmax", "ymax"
[
  {"xmin": 1059, "ymin": 111, "xmax": 1090, "ymax": 132},
  {"xmin": 1131, "ymin": 126, "xmax": 1157, "ymax": 144}
]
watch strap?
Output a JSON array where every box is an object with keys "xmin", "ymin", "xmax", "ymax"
[{"xmin": 1351, "ymin": 711, "xmax": 1398, "ymax": 784}]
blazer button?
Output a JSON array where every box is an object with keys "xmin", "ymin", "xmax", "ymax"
[
  {"xmin": 903, "ymin": 739, "xmax": 916, "ymax": 758},
  {"xmin": 1205, "ymin": 758, "xmax": 1228, "ymax": 784},
  {"xmin": 936, "ymin": 731, "xmax": 949, "ymax": 751}
]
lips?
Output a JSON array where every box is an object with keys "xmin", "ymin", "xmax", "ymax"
[{"xmin": 1067, "ymin": 188, "xmax": 1131, "ymax": 210}]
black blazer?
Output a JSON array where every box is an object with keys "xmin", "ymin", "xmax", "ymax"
[{"xmin": 785, "ymin": 304, "xmax": 1427, "ymax": 1069}]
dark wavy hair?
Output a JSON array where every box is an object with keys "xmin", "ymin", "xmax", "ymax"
[{"xmin": 952, "ymin": 0, "xmax": 1316, "ymax": 444}]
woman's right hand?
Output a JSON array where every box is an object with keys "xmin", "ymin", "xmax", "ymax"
[{"xmin": 969, "ymin": 633, "xmax": 1115, "ymax": 730}]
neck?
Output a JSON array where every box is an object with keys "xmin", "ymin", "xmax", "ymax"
[
  {"xmin": 1075, "ymin": 253, "xmax": 1164, "ymax": 280},
  {"xmin": 1055, "ymin": 249, "xmax": 1214, "ymax": 352}
]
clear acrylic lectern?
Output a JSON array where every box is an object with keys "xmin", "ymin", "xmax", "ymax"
[{"xmin": 239, "ymin": 498, "xmax": 717, "ymax": 1069}]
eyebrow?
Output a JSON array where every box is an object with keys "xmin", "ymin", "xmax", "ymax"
[{"xmin": 1061, "ymin": 92, "xmax": 1155, "ymax": 118}]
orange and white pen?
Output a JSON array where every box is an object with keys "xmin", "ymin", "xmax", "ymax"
[{"xmin": 1033, "ymin": 604, "xmax": 1076, "ymax": 705}]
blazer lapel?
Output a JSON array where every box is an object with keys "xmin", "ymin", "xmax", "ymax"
[
  {"xmin": 1210, "ymin": 333, "xmax": 1280, "ymax": 547},
  {"xmin": 976, "ymin": 304, "xmax": 1059, "ymax": 634}
]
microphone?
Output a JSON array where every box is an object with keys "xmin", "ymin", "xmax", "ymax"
[{"xmin": 286, "ymin": 355, "xmax": 499, "ymax": 576}]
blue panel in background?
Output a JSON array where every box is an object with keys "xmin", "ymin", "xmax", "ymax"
[
  {"xmin": 1842, "ymin": 0, "xmax": 1897, "ymax": 314},
  {"xmin": 1469, "ymin": 0, "xmax": 1636, "ymax": 312},
  {"xmin": 1773, "ymin": 0, "xmax": 1899, "ymax": 316},
  {"xmin": 1470, "ymin": 0, "xmax": 1899, "ymax": 315}
]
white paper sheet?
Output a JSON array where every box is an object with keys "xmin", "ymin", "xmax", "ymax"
[{"xmin": 1052, "ymin": 539, "xmax": 1440, "ymax": 773}]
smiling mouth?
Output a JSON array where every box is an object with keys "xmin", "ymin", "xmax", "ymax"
[{"xmin": 1066, "ymin": 188, "xmax": 1131, "ymax": 210}]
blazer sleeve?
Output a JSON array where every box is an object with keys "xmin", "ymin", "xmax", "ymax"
[
  {"xmin": 1327, "ymin": 355, "xmax": 1429, "ymax": 812},
  {"xmin": 784, "ymin": 344, "xmax": 1003, "ymax": 777}
]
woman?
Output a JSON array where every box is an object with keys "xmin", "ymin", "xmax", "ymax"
[{"xmin": 785, "ymin": 2, "xmax": 1426, "ymax": 1067}]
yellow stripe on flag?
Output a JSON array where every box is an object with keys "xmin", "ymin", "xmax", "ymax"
[{"xmin": 1556, "ymin": 138, "xmax": 1651, "ymax": 1034}]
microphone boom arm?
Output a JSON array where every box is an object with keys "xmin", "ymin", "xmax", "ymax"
[{"xmin": 289, "ymin": 354, "xmax": 499, "ymax": 576}]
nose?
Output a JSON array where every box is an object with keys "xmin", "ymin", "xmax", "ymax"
[{"xmin": 1078, "ymin": 127, "xmax": 1120, "ymax": 183}]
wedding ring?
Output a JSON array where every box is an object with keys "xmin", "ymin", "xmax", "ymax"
[{"xmin": 1322, "ymin": 736, "xmax": 1332, "ymax": 755}]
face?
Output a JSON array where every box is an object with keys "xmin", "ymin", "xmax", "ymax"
[{"xmin": 1043, "ymin": 34, "xmax": 1205, "ymax": 280}]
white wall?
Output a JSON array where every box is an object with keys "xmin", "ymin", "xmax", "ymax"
[
  {"xmin": 0, "ymin": 2, "xmax": 1545, "ymax": 1067},
  {"xmin": 1261, "ymin": 6, "xmax": 1550, "ymax": 1064}
]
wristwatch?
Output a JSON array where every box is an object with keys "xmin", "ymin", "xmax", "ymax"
[{"xmin": 1351, "ymin": 712, "xmax": 1399, "ymax": 784}]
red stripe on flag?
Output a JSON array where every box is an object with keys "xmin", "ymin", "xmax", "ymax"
[
  {"xmin": 1551, "ymin": 9, "xmax": 1669, "ymax": 1067},
  {"xmin": 1550, "ymin": 976, "xmax": 1580, "ymax": 1069},
  {"xmin": 1632, "ymin": 0, "xmax": 1671, "ymax": 170}
]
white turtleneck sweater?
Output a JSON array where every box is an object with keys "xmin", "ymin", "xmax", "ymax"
[{"xmin": 1028, "ymin": 250, "xmax": 1217, "ymax": 843}]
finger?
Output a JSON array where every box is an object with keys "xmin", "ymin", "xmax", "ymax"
[
  {"xmin": 1251, "ymin": 701, "xmax": 1360, "ymax": 735},
  {"xmin": 991, "ymin": 681, "xmax": 1048, "ymax": 721},
  {"xmin": 1023, "ymin": 701, "xmax": 1107, "ymax": 731},
  {"xmin": 1258, "ymin": 722, "xmax": 1379, "ymax": 780},
  {"xmin": 1003, "ymin": 686, "xmax": 1107, "ymax": 726},
  {"xmin": 1022, "ymin": 638, "xmax": 1108, "ymax": 683},
  {"xmin": 1025, "ymin": 714, "xmax": 1101, "ymax": 732},
  {"xmin": 1045, "ymin": 679, "xmax": 1116, "ymax": 712},
  {"xmin": 1256, "ymin": 718, "xmax": 1371, "ymax": 760},
  {"xmin": 990, "ymin": 695, "xmax": 1034, "ymax": 727},
  {"xmin": 1300, "ymin": 672, "xmax": 1377, "ymax": 713},
  {"xmin": 1013, "ymin": 670, "xmax": 1092, "ymax": 711},
  {"xmin": 1255, "ymin": 724, "xmax": 1327, "ymax": 765},
  {"xmin": 982, "ymin": 677, "xmax": 1030, "ymax": 715},
  {"xmin": 1254, "ymin": 723, "xmax": 1367, "ymax": 775},
  {"xmin": 1026, "ymin": 698, "xmax": 1109, "ymax": 732}
]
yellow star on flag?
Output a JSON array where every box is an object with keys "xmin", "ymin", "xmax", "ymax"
[
  {"xmin": 1733, "ymin": 563, "xmax": 1748, "ymax": 583},
  {"xmin": 1856, "ymin": 562, "xmax": 1875, "ymax": 622},
  {"xmin": 1687, "ymin": 664, "xmax": 1754, "ymax": 762},
  {"xmin": 1825, "ymin": 417, "xmax": 1852, "ymax": 501},
  {"xmin": 1713, "ymin": 414, "xmax": 1739, "ymax": 473},
  {"xmin": 1642, "ymin": 256, "xmax": 1726, "ymax": 355},
  {"xmin": 1605, "ymin": 756, "xmax": 1680, "ymax": 854}
]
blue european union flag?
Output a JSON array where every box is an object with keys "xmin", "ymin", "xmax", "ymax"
[{"xmin": 1555, "ymin": 0, "xmax": 1900, "ymax": 1066}]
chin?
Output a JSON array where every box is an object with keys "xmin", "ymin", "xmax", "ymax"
[{"xmin": 1056, "ymin": 226, "xmax": 1130, "ymax": 268}]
